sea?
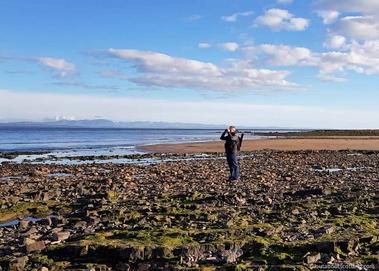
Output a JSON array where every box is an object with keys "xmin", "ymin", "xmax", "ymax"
[{"xmin": 0, "ymin": 127, "xmax": 300, "ymax": 164}]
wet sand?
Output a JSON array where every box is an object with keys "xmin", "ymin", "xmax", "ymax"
[{"xmin": 140, "ymin": 137, "xmax": 379, "ymax": 153}]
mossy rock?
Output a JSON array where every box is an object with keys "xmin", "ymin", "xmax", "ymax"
[{"xmin": 0, "ymin": 201, "xmax": 57, "ymax": 223}]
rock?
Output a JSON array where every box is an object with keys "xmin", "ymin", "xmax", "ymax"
[
  {"xmin": 18, "ymin": 219, "xmax": 29, "ymax": 230},
  {"xmin": 292, "ymin": 188, "xmax": 324, "ymax": 198},
  {"xmin": 8, "ymin": 196, "xmax": 21, "ymax": 205},
  {"xmin": 155, "ymin": 246, "xmax": 172, "ymax": 258},
  {"xmin": 284, "ymin": 176, "xmax": 292, "ymax": 181},
  {"xmin": 115, "ymin": 263, "xmax": 130, "ymax": 271},
  {"xmin": 291, "ymin": 208, "xmax": 300, "ymax": 215},
  {"xmin": 24, "ymin": 238, "xmax": 45, "ymax": 253},
  {"xmin": 324, "ymin": 225, "xmax": 336, "ymax": 234},
  {"xmin": 137, "ymin": 263, "xmax": 151, "ymax": 271},
  {"xmin": 219, "ymin": 247, "xmax": 243, "ymax": 263},
  {"xmin": 39, "ymin": 217, "xmax": 52, "ymax": 226},
  {"xmin": 42, "ymin": 192, "xmax": 49, "ymax": 201},
  {"xmin": 30, "ymin": 169, "xmax": 48, "ymax": 177},
  {"xmin": 52, "ymin": 231, "xmax": 70, "ymax": 242},
  {"xmin": 337, "ymin": 239, "xmax": 359, "ymax": 254},
  {"xmin": 321, "ymin": 253, "xmax": 335, "ymax": 264},
  {"xmin": 304, "ymin": 253, "xmax": 321, "ymax": 264},
  {"xmin": 8, "ymin": 256, "xmax": 28, "ymax": 271},
  {"xmin": 73, "ymin": 220, "xmax": 87, "ymax": 229}
]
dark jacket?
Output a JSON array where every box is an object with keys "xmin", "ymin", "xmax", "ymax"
[{"xmin": 220, "ymin": 131, "xmax": 240, "ymax": 155}]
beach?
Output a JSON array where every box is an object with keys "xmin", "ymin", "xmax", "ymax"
[
  {"xmin": 0, "ymin": 143, "xmax": 378, "ymax": 270},
  {"xmin": 141, "ymin": 137, "xmax": 379, "ymax": 153}
]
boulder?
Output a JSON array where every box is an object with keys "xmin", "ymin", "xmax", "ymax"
[
  {"xmin": 52, "ymin": 231, "xmax": 70, "ymax": 242},
  {"xmin": 304, "ymin": 253, "xmax": 321, "ymax": 264},
  {"xmin": 24, "ymin": 238, "xmax": 45, "ymax": 253},
  {"xmin": 8, "ymin": 256, "xmax": 28, "ymax": 271}
]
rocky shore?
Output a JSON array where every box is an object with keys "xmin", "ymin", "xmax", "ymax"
[{"xmin": 0, "ymin": 150, "xmax": 378, "ymax": 270}]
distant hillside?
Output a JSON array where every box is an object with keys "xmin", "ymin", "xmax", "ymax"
[
  {"xmin": 0, "ymin": 119, "xmax": 259, "ymax": 129},
  {"xmin": 255, "ymin": 130, "xmax": 379, "ymax": 137},
  {"xmin": 0, "ymin": 119, "xmax": 115, "ymax": 128}
]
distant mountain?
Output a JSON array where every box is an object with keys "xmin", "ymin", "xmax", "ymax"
[
  {"xmin": 0, "ymin": 119, "xmax": 290, "ymax": 130},
  {"xmin": 0, "ymin": 119, "xmax": 116, "ymax": 128}
]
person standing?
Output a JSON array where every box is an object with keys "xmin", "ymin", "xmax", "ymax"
[{"xmin": 220, "ymin": 126, "xmax": 243, "ymax": 181}]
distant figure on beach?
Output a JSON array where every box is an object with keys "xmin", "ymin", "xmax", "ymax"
[{"xmin": 220, "ymin": 126, "xmax": 244, "ymax": 181}]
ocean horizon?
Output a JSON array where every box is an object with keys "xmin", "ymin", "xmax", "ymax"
[{"xmin": 0, "ymin": 126, "xmax": 302, "ymax": 153}]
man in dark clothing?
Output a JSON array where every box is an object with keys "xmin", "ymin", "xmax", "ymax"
[{"xmin": 220, "ymin": 126, "xmax": 243, "ymax": 181}]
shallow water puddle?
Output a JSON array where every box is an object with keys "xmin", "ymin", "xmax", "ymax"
[
  {"xmin": 48, "ymin": 172, "xmax": 73, "ymax": 177},
  {"xmin": 313, "ymin": 167, "xmax": 360, "ymax": 173},
  {"xmin": 0, "ymin": 215, "xmax": 58, "ymax": 228},
  {"xmin": 0, "ymin": 216, "xmax": 41, "ymax": 228},
  {"xmin": 1, "ymin": 175, "xmax": 28, "ymax": 181}
]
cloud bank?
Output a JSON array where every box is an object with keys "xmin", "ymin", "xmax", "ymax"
[
  {"xmin": 103, "ymin": 48, "xmax": 299, "ymax": 92},
  {"xmin": 254, "ymin": 9, "xmax": 309, "ymax": 31},
  {"xmin": 1, "ymin": 89, "xmax": 378, "ymax": 129}
]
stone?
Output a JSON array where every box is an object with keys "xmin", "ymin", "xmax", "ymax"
[
  {"xmin": 52, "ymin": 231, "xmax": 70, "ymax": 242},
  {"xmin": 73, "ymin": 220, "xmax": 87, "ymax": 229},
  {"xmin": 137, "ymin": 263, "xmax": 151, "ymax": 271},
  {"xmin": 30, "ymin": 169, "xmax": 48, "ymax": 177},
  {"xmin": 18, "ymin": 219, "xmax": 29, "ymax": 230},
  {"xmin": 42, "ymin": 192, "xmax": 49, "ymax": 201},
  {"xmin": 291, "ymin": 208, "xmax": 300, "ymax": 215},
  {"xmin": 155, "ymin": 246, "xmax": 172, "ymax": 258},
  {"xmin": 8, "ymin": 256, "xmax": 28, "ymax": 271},
  {"xmin": 24, "ymin": 238, "xmax": 45, "ymax": 253},
  {"xmin": 324, "ymin": 225, "xmax": 336, "ymax": 234},
  {"xmin": 220, "ymin": 247, "xmax": 243, "ymax": 263},
  {"xmin": 304, "ymin": 253, "xmax": 321, "ymax": 264},
  {"xmin": 115, "ymin": 263, "xmax": 130, "ymax": 271},
  {"xmin": 39, "ymin": 217, "xmax": 52, "ymax": 226}
]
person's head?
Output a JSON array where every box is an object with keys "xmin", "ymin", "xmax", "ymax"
[{"xmin": 229, "ymin": 126, "xmax": 237, "ymax": 135}]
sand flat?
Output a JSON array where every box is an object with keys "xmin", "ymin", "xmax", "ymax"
[{"xmin": 140, "ymin": 137, "xmax": 379, "ymax": 153}]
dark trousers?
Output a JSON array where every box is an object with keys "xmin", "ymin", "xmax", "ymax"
[{"xmin": 226, "ymin": 153, "xmax": 240, "ymax": 180}]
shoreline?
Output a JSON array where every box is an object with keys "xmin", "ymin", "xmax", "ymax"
[{"xmin": 139, "ymin": 137, "xmax": 379, "ymax": 153}]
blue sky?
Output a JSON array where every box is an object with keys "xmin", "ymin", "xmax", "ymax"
[{"xmin": 1, "ymin": 0, "xmax": 379, "ymax": 128}]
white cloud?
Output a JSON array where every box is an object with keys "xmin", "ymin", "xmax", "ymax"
[
  {"xmin": 334, "ymin": 16, "xmax": 379, "ymax": 40},
  {"xmin": 2, "ymin": 89, "xmax": 379, "ymax": 128},
  {"xmin": 242, "ymin": 40, "xmax": 379, "ymax": 81},
  {"xmin": 317, "ymin": 10, "xmax": 339, "ymax": 24},
  {"xmin": 198, "ymin": 43, "xmax": 211, "ymax": 49},
  {"xmin": 319, "ymin": 40, "xmax": 379, "ymax": 76},
  {"xmin": 316, "ymin": 0, "xmax": 379, "ymax": 15},
  {"xmin": 219, "ymin": 42, "xmax": 239, "ymax": 52},
  {"xmin": 221, "ymin": 11, "xmax": 254, "ymax": 22},
  {"xmin": 254, "ymin": 9, "xmax": 309, "ymax": 31},
  {"xmin": 316, "ymin": 0, "xmax": 379, "ymax": 41},
  {"xmin": 323, "ymin": 35, "xmax": 347, "ymax": 49},
  {"xmin": 104, "ymin": 48, "xmax": 300, "ymax": 92},
  {"xmin": 36, "ymin": 57, "xmax": 76, "ymax": 78},
  {"xmin": 243, "ymin": 44, "xmax": 316, "ymax": 66}
]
